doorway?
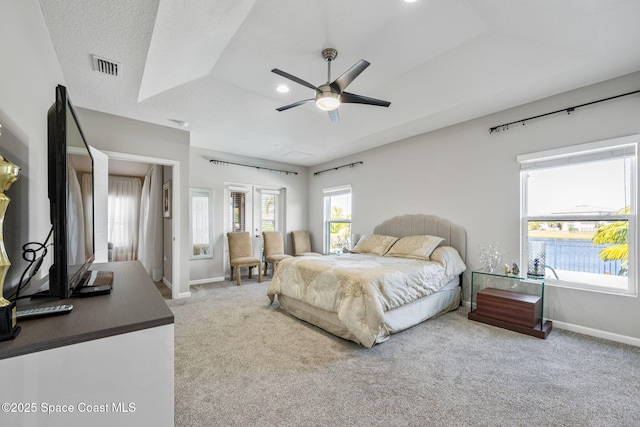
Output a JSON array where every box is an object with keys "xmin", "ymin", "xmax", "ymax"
[
  {"xmin": 224, "ymin": 183, "xmax": 286, "ymax": 271},
  {"xmin": 102, "ymin": 150, "xmax": 181, "ymax": 300}
]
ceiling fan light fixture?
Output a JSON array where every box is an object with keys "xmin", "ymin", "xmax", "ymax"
[
  {"xmin": 315, "ymin": 84, "xmax": 341, "ymax": 111},
  {"xmin": 316, "ymin": 95, "xmax": 340, "ymax": 111}
]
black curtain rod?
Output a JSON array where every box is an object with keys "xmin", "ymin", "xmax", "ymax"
[
  {"xmin": 209, "ymin": 159, "xmax": 298, "ymax": 175},
  {"xmin": 489, "ymin": 89, "xmax": 640, "ymax": 134},
  {"xmin": 313, "ymin": 161, "xmax": 363, "ymax": 176}
]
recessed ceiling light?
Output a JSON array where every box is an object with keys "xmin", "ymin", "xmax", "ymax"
[
  {"xmin": 276, "ymin": 84, "xmax": 290, "ymax": 93},
  {"xmin": 404, "ymin": 0, "xmax": 418, "ymax": 3}
]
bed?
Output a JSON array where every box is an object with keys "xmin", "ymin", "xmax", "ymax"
[{"xmin": 267, "ymin": 214, "xmax": 467, "ymax": 347}]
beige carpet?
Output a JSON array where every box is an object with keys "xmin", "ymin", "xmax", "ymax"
[{"xmin": 168, "ymin": 280, "xmax": 640, "ymax": 426}]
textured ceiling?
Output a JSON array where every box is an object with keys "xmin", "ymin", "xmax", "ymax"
[{"xmin": 39, "ymin": 0, "xmax": 640, "ymax": 166}]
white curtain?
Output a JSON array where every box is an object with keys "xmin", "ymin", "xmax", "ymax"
[
  {"xmin": 67, "ymin": 167, "xmax": 85, "ymax": 264},
  {"xmin": 138, "ymin": 165, "xmax": 163, "ymax": 281},
  {"xmin": 108, "ymin": 176, "xmax": 142, "ymax": 261},
  {"xmin": 81, "ymin": 173, "xmax": 93, "ymax": 258}
]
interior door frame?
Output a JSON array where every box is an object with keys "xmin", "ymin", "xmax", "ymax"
[
  {"xmin": 102, "ymin": 150, "xmax": 181, "ymax": 300},
  {"xmin": 224, "ymin": 183, "xmax": 287, "ymax": 267}
]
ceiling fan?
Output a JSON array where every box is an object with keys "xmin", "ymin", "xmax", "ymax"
[{"xmin": 272, "ymin": 48, "xmax": 391, "ymax": 124}]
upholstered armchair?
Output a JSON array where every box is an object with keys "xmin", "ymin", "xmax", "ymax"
[
  {"xmin": 227, "ymin": 232, "xmax": 262, "ymax": 286},
  {"xmin": 262, "ymin": 231, "xmax": 292, "ymax": 276},
  {"xmin": 290, "ymin": 231, "xmax": 322, "ymax": 257}
]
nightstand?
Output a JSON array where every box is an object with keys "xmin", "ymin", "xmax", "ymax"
[{"xmin": 468, "ymin": 269, "xmax": 552, "ymax": 338}]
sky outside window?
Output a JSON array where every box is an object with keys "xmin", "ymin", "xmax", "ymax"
[{"xmin": 527, "ymin": 158, "xmax": 631, "ymax": 216}]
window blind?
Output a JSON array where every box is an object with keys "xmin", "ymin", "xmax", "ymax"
[
  {"xmin": 228, "ymin": 191, "xmax": 246, "ymax": 232},
  {"xmin": 518, "ymin": 136, "xmax": 637, "ymax": 171}
]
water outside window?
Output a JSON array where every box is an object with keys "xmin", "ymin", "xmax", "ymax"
[{"xmin": 525, "ymin": 156, "xmax": 631, "ymax": 291}]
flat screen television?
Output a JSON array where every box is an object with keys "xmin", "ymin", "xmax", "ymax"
[{"xmin": 47, "ymin": 84, "xmax": 95, "ymax": 298}]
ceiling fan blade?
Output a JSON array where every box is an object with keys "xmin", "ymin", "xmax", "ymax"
[
  {"xmin": 276, "ymin": 98, "xmax": 314, "ymax": 112},
  {"xmin": 331, "ymin": 59, "xmax": 370, "ymax": 92},
  {"xmin": 328, "ymin": 109, "xmax": 340, "ymax": 125},
  {"xmin": 341, "ymin": 91, "xmax": 391, "ymax": 107},
  {"xmin": 271, "ymin": 69, "xmax": 317, "ymax": 91}
]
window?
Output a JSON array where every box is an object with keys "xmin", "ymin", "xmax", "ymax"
[
  {"xmin": 323, "ymin": 185, "xmax": 352, "ymax": 254},
  {"xmin": 228, "ymin": 191, "xmax": 246, "ymax": 232},
  {"xmin": 224, "ymin": 184, "xmax": 286, "ymax": 271},
  {"xmin": 518, "ymin": 135, "xmax": 637, "ymax": 294},
  {"xmin": 258, "ymin": 189, "xmax": 280, "ymax": 232},
  {"xmin": 107, "ymin": 176, "xmax": 142, "ymax": 261},
  {"xmin": 226, "ymin": 186, "xmax": 284, "ymax": 234}
]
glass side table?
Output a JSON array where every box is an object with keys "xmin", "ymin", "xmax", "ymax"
[{"xmin": 468, "ymin": 269, "xmax": 552, "ymax": 338}]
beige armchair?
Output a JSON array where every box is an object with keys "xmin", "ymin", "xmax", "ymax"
[
  {"xmin": 262, "ymin": 231, "xmax": 292, "ymax": 276},
  {"xmin": 291, "ymin": 231, "xmax": 322, "ymax": 257},
  {"xmin": 227, "ymin": 232, "xmax": 262, "ymax": 286}
]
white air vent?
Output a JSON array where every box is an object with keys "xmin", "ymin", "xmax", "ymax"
[{"xmin": 92, "ymin": 54, "xmax": 120, "ymax": 77}]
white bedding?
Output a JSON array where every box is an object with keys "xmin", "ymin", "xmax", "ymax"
[{"xmin": 267, "ymin": 251, "xmax": 466, "ymax": 347}]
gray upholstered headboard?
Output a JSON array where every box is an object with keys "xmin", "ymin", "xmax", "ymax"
[{"xmin": 373, "ymin": 214, "xmax": 466, "ymax": 262}]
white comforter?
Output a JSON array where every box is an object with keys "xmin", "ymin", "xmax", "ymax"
[{"xmin": 267, "ymin": 252, "xmax": 465, "ymax": 347}]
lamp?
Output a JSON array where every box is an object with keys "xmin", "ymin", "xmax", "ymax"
[{"xmin": 315, "ymin": 84, "xmax": 340, "ymax": 111}]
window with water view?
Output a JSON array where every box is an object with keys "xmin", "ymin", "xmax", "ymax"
[
  {"xmin": 520, "ymin": 138, "xmax": 636, "ymax": 294},
  {"xmin": 323, "ymin": 186, "xmax": 352, "ymax": 254}
]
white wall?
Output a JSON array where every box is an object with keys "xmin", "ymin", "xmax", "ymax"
[
  {"xmin": 4, "ymin": 1, "xmax": 639, "ymax": 345},
  {"xmin": 0, "ymin": 0, "xmax": 65, "ymax": 293},
  {"xmin": 189, "ymin": 147, "xmax": 308, "ymax": 282},
  {"xmin": 308, "ymin": 72, "xmax": 640, "ymax": 344}
]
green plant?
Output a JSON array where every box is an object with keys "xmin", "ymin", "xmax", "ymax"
[{"xmin": 592, "ymin": 206, "xmax": 629, "ymax": 275}]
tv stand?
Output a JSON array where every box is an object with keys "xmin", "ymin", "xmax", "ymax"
[{"xmin": 0, "ymin": 261, "xmax": 174, "ymax": 426}]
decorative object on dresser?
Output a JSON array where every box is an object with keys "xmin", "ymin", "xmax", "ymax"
[
  {"xmin": 0, "ymin": 155, "xmax": 21, "ymax": 341},
  {"xmin": 468, "ymin": 269, "xmax": 552, "ymax": 338}
]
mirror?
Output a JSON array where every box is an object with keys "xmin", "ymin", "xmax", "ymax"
[{"xmin": 190, "ymin": 188, "xmax": 213, "ymax": 259}]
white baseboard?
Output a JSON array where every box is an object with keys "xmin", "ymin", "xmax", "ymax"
[
  {"xmin": 162, "ymin": 277, "xmax": 172, "ymax": 288},
  {"xmin": 461, "ymin": 300, "xmax": 639, "ymax": 347},
  {"xmin": 161, "ymin": 276, "xmax": 190, "ymax": 299},
  {"xmin": 550, "ymin": 320, "xmax": 640, "ymax": 348},
  {"xmin": 189, "ymin": 277, "xmax": 225, "ymax": 286}
]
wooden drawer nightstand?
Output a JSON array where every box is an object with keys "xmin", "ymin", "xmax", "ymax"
[{"xmin": 468, "ymin": 269, "xmax": 552, "ymax": 338}]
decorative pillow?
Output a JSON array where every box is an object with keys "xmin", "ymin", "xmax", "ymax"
[
  {"xmin": 352, "ymin": 234, "xmax": 398, "ymax": 256},
  {"xmin": 384, "ymin": 235, "xmax": 444, "ymax": 260},
  {"xmin": 430, "ymin": 246, "xmax": 467, "ymax": 277}
]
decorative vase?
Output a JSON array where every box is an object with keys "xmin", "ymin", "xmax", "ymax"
[
  {"xmin": 527, "ymin": 241, "xmax": 546, "ymax": 278},
  {"xmin": 479, "ymin": 243, "xmax": 502, "ymax": 273},
  {"xmin": 0, "ymin": 154, "xmax": 21, "ymax": 341}
]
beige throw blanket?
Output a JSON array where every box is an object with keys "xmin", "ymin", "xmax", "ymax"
[{"xmin": 267, "ymin": 253, "xmax": 465, "ymax": 347}]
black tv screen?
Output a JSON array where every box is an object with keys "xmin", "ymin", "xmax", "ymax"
[{"xmin": 47, "ymin": 85, "xmax": 95, "ymax": 298}]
